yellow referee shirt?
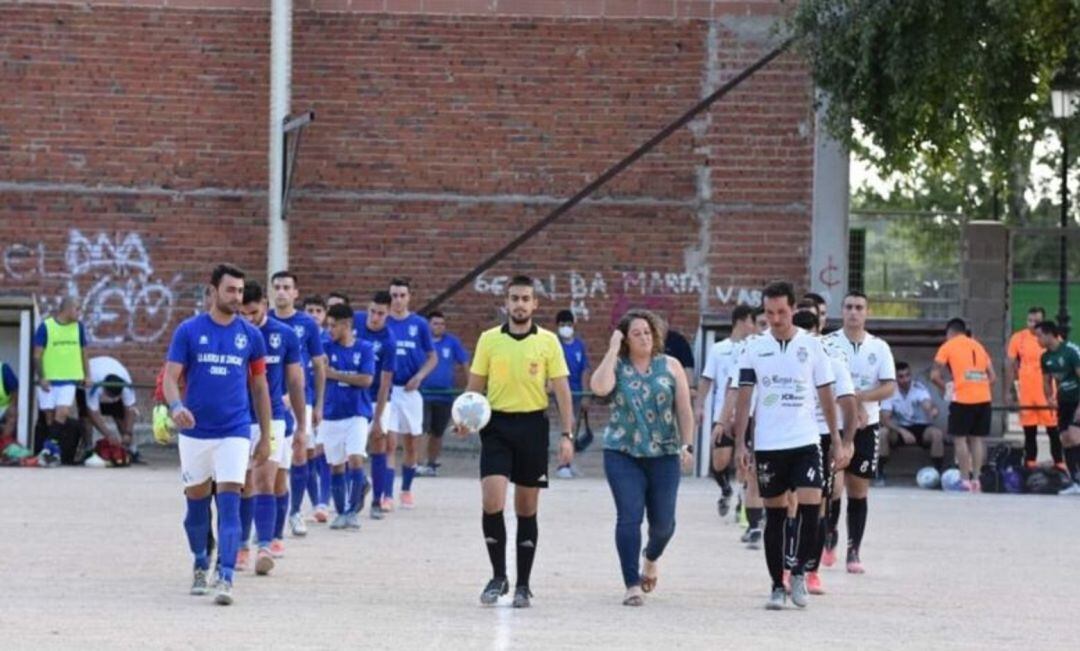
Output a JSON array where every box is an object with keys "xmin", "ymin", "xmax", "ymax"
[{"xmin": 471, "ymin": 323, "xmax": 569, "ymax": 413}]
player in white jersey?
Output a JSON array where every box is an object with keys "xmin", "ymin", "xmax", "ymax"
[
  {"xmin": 734, "ymin": 282, "xmax": 848, "ymax": 610},
  {"xmin": 696, "ymin": 305, "xmax": 757, "ymax": 517},
  {"xmin": 792, "ymin": 305, "xmax": 856, "ymax": 595},
  {"xmin": 823, "ymin": 291, "xmax": 896, "ymax": 574}
]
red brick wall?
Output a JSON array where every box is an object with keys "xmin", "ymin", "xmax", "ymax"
[{"xmin": 0, "ymin": 2, "xmax": 814, "ymax": 387}]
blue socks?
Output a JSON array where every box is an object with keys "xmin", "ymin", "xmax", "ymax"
[
  {"xmin": 215, "ymin": 491, "xmax": 241, "ymax": 583},
  {"xmin": 402, "ymin": 465, "xmax": 416, "ymax": 493},
  {"xmin": 274, "ymin": 494, "xmax": 288, "ymax": 540},
  {"xmin": 371, "ymin": 453, "xmax": 387, "ymax": 504},
  {"xmin": 183, "ymin": 496, "xmax": 212, "ymax": 570},
  {"xmin": 331, "ymin": 471, "xmax": 346, "ymax": 515},
  {"xmin": 385, "ymin": 467, "xmax": 395, "ymax": 499},
  {"xmin": 290, "ymin": 464, "xmax": 308, "ymax": 515},
  {"xmin": 347, "ymin": 467, "xmax": 367, "ymax": 514},
  {"xmin": 317, "ymin": 455, "xmax": 331, "ymax": 507},
  {"xmin": 253, "ymin": 494, "xmax": 276, "ymax": 548},
  {"xmin": 305, "ymin": 457, "xmax": 320, "ymax": 506},
  {"xmin": 239, "ymin": 495, "xmax": 254, "ymax": 548}
]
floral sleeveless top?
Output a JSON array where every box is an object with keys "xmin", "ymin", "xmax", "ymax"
[{"xmin": 603, "ymin": 356, "xmax": 680, "ymax": 458}]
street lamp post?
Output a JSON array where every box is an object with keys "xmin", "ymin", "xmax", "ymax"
[{"xmin": 1051, "ymin": 70, "xmax": 1079, "ymax": 337}]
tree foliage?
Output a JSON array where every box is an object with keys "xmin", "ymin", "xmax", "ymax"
[{"xmin": 791, "ymin": 0, "xmax": 1080, "ymax": 184}]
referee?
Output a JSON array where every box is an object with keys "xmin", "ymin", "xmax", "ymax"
[{"xmin": 456, "ymin": 274, "xmax": 574, "ymax": 608}]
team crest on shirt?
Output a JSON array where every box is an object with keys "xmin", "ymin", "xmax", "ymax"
[
  {"xmin": 199, "ymin": 335, "xmax": 209, "ymax": 345},
  {"xmin": 529, "ymin": 361, "xmax": 540, "ymax": 376},
  {"xmin": 235, "ymin": 333, "xmax": 248, "ymax": 350},
  {"xmin": 442, "ymin": 348, "xmax": 451, "ymax": 359},
  {"xmin": 269, "ymin": 333, "xmax": 282, "ymax": 349},
  {"xmin": 868, "ymin": 353, "xmax": 877, "ymax": 365},
  {"xmin": 373, "ymin": 341, "xmax": 382, "ymax": 353},
  {"xmin": 353, "ymin": 353, "xmax": 361, "ymax": 366},
  {"xmin": 408, "ymin": 325, "xmax": 418, "ymax": 338},
  {"xmin": 797, "ymin": 347, "xmax": 808, "ymax": 363},
  {"xmin": 294, "ymin": 325, "xmax": 305, "ymax": 339}
]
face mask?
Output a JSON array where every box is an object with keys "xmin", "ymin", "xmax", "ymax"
[{"xmin": 558, "ymin": 325, "xmax": 574, "ymax": 339}]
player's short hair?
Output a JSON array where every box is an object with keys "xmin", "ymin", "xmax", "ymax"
[
  {"xmin": 210, "ymin": 263, "xmax": 245, "ymax": 288},
  {"xmin": 752, "ymin": 307, "xmax": 765, "ymax": 319},
  {"xmin": 102, "ymin": 373, "xmax": 125, "ymax": 398},
  {"xmin": 372, "ymin": 290, "xmax": 392, "ymax": 306},
  {"xmin": 509, "ymin": 275, "xmax": 535, "ymax": 292},
  {"xmin": 762, "ymin": 281, "xmax": 796, "ymax": 306},
  {"xmin": 1028, "ymin": 306, "xmax": 1046, "ymax": 318},
  {"xmin": 327, "ymin": 291, "xmax": 350, "ymax": 305},
  {"xmin": 302, "ymin": 294, "xmax": 326, "ymax": 309},
  {"xmin": 327, "ymin": 304, "xmax": 353, "ymax": 321},
  {"xmin": 945, "ymin": 317, "xmax": 968, "ymax": 335},
  {"xmin": 58, "ymin": 296, "xmax": 80, "ymax": 312},
  {"xmin": 731, "ymin": 304, "xmax": 754, "ymax": 325},
  {"xmin": 271, "ymin": 270, "xmax": 298, "ymax": 286},
  {"xmin": 427, "ymin": 310, "xmax": 445, "ymax": 320},
  {"xmin": 242, "ymin": 280, "xmax": 264, "ymax": 304},
  {"xmin": 795, "ymin": 298, "xmax": 819, "ymax": 313},
  {"xmin": 803, "ymin": 292, "xmax": 826, "ymax": 307},
  {"xmin": 844, "ymin": 290, "xmax": 868, "ymax": 302},
  {"xmin": 792, "ymin": 310, "xmax": 818, "ymax": 331},
  {"xmin": 556, "ymin": 309, "xmax": 574, "ymax": 324},
  {"xmin": 1035, "ymin": 320, "xmax": 1059, "ymax": 337},
  {"xmin": 896, "ymin": 361, "xmax": 911, "ymax": 373},
  {"xmin": 389, "ymin": 277, "xmax": 411, "ymax": 289}
]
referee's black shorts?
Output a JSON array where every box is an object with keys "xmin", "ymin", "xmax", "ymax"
[{"xmin": 480, "ymin": 410, "xmax": 550, "ymax": 488}]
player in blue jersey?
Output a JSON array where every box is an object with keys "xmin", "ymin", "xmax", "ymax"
[
  {"xmin": 322, "ymin": 304, "xmax": 377, "ymax": 529},
  {"xmin": 163, "ymin": 264, "xmax": 272, "ymax": 605},
  {"xmin": 235, "ymin": 281, "xmax": 306, "ymax": 575},
  {"xmin": 384, "ymin": 279, "xmax": 438, "ymax": 509},
  {"xmin": 268, "ymin": 271, "xmax": 327, "ymax": 536},
  {"xmin": 555, "ymin": 310, "xmax": 590, "ymax": 479},
  {"xmin": 301, "ymin": 294, "xmax": 332, "ymax": 521},
  {"xmin": 418, "ymin": 311, "xmax": 470, "ymax": 476},
  {"xmin": 354, "ymin": 291, "xmax": 397, "ymax": 518}
]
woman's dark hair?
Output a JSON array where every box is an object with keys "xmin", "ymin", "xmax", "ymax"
[{"xmin": 617, "ymin": 309, "xmax": 666, "ymax": 358}]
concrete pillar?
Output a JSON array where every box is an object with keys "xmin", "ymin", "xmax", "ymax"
[
  {"xmin": 809, "ymin": 93, "xmax": 850, "ymax": 319},
  {"xmin": 962, "ymin": 220, "xmax": 1009, "ymax": 432}
]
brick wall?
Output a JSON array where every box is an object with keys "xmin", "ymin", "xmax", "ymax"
[{"xmin": 0, "ymin": 1, "xmax": 814, "ymax": 387}]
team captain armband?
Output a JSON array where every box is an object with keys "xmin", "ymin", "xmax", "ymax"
[
  {"xmin": 249, "ymin": 358, "xmax": 267, "ymax": 376},
  {"xmin": 739, "ymin": 368, "xmax": 756, "ymax": 386}
]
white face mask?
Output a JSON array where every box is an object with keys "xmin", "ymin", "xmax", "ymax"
[{"xmin": 558, "ymin": 325, "xmax": 574, "ymax": 339}]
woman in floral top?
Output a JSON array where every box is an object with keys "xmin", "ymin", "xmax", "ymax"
[{"xmin": 590, "ymin": 309, "xmax": 695, "ymax": 606}]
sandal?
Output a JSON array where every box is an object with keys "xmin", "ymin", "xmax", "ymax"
[{"xmin": 641, "ymin": 560, "xmax": 658, "ymax": 593}]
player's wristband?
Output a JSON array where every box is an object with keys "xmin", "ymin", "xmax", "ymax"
[
  {"xmin": 168, "ymin": 400, "xmax": 184, "ymax": 413},
  {"xmin": 561, "ymin": 431, "xmax": 574, "ymax": 441}
]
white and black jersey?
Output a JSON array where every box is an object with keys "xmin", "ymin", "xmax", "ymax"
[
  {"xmin": 824, "ymin": 331, "xmax": 896, "ymax": 426},
  {"xmin": 738, "ymin": 329, "xmax": 835, "ymax": 451},
  {"xmin": 816, "ymin": 337, "xmax": 855, "ymax": 435},
  {"xmin": 701, "ymin": 337, "xmax": 739, "ymax": 427},
  {"xmin": 726, "ymin": 334, "xmax": 762, "ymax": 417}
]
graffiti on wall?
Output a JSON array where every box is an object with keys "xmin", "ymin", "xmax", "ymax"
[{"xmin": 1, "ymin": 230, "xmax": 184, "ymax": 345}]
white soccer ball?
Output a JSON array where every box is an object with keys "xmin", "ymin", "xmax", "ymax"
[
  {"xmin": 916, "ymin": 466, "xmax": 941, "ymax": 489},
  {"xmin": 452, "ymin": 391, "xmax": 492, "ymax": 433},
  {"xmin": 940, "ymin": 468, "xmax": 964, "ymax": 491}
]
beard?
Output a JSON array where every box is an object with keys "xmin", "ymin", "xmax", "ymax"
[{"xmin": 510, "ymin": 312, "xmax": 531, "ymax": 325}]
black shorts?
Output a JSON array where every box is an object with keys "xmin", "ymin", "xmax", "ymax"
[
  {"xmin": 479, "ymin": 410, "xmax": 550, "ymax": 488},
  {"xmin": 819, "ymin": 434, "xmax": 835, "ymax": 500},
  {"xmin": 891, "ymin": 423, "xmax": 931, "ymax": 446},
  {"xmin": 423, "ymin": 401, "xmax": 452, "ymax": 438},
  {"xmin": 76, "ymin": 389, "xmax": 126, "ymax": 421},
  {"xmin": 849, "ymin": 425, "xmax": 880, "ymax": 479},
  {"xmin": 754, "ymin": 443, "xmax": 823, "ymax": 498},
  {"xmin": 714, "ymin": 428, "xmax": 735, "ymax": 449},
  {"xmin": 1057, "ymin": 402, "xmax": 1079, "ymax": 432},
  {"xmin": 948, "ymin": 402, "xmax": 991, "ymax": 438}
]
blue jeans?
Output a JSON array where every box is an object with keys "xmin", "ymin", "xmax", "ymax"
[{"xmin": 603, "ymin": 450, "xmax": 680, "ymax": 588}]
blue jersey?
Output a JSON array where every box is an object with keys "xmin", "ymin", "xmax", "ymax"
[
  {"xmin": 166, "ymin": 313, "xmax": 266, "ymax": 440},
  {"xmin": 421, "ymin": 334, "xmax": 469, "ymax": 403},
  {"xmin": 269, "ymin": 309, "xmax": 325, "ymax": 405},
  {"xmin": 1, "ymin": 362, "xmax": 17, "ymax": 396},
  {"xmin": 324, "ymin": 338, "xmax": 376, "ymax": 421},
  {"xmin": 252, "ymin": 318, "xmax": 302, "ymax": 424},
  {"xmin": 560, "ymin": 338, "xmax": 590, "ymax": 394},
  {"xmin": 353, "ymin": 311, "xmax": 396, "ymax": 402},
  {"xmin": 386, "ymin": 313, "xmax": 435, "ymax": 387}
]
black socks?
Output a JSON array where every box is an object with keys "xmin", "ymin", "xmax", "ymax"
[
  {"xmin": 846, "ymin": 497, "xmax": 868, "ymax": 554},
  {"xmin": 516, "ymin": 515, "xmax": 538, "ymax": 588},
  {"xmin": 482, "ymin": 511, "xmax": 507, "ymax": 579}
]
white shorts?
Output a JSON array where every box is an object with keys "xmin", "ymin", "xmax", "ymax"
[
  {"xmin": 321, "ymin": 416, "xmax": 370, "ymax": 466},
  {"xmin": 386, "ymin": 387, "xmax": 424, "ymax": 435},
  {"xmin": 37, "ymin": 384, "xmax": 77, "ymax": 410},
  {"xmin": 249, "ymin": 420, "xmax": 288, "ymax": 468},
  {"xmin": 179, "ymin": 435, "xmax": 250, "ymax": 487}
]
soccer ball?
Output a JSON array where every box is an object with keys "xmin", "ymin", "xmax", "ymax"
[
  {"xmin": 916, "ymin": 466, "xmax": 940, "ymax": 489},
  {"xmin": 940, "ymin": 468, "xmax": 964, "ymax": 491},
  {"xmin": 452, "ymin": 391, "xmax": 492, "ymax": 433}
]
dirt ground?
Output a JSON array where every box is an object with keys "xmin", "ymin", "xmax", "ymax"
[{"xmin": 1, "ymin": 447, "xmax": 1074, "ymax": 650}]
